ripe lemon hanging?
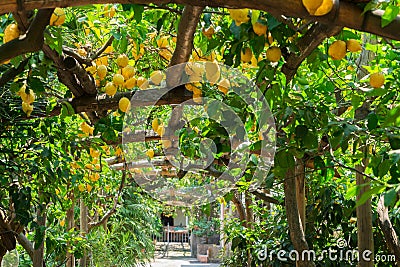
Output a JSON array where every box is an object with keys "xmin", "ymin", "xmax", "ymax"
[
  {"xmin": 146, "ymin": 149, "xmax": 155, "ymax": 159},
  {"xmin": 228, "ymin": 9, "xmax": 250, "ymax": 26},
  {"xmin": 122, "ymin": 65, "xmax": 135, "ymax": 80},
  {"xmin": 119, "ymin": 97, "xmax": 131, "ymax": 113},
  {"xmin": 116, "ymin": 54, "xmax": 129, "ymax": 68},
  {"xmin": 328, "ymin": 40, "xmax": 347, "ymax": 60},
  {"xmin": 104, "ymin": 5, "xmax": 116, "ymax": 18},
  {"xmin": 125, "ymin": 77, "xmax": 137, "ymax": 89},
  {"xmin": 266, "ymin": 46, "xmax": 282, "ymax": 62},
  {"xmin": 105, "ymin": 82, "xmax": 117, "ymax": 96},
  {"xmin": 205, "ymin": 61, "xmax": 220, "ymax": 84},
  {"xmin": 113, "ymin": 74, "xmax": 125, "ymax": 86},
  {"xmin": 150, "ymin": 71, "xmax": 164, "ymax": 85},
  {"xmin": 253, "ymin": 22, "xmax": 267, "ymax": 36},
  {"xmin": 218, "ymin": 78, "xmax": 230, "ymax": 95},
  {"xmin": 241, "ymin": 47, "xmax": 253, "ymax": 63},
  {"xmin": 152, "ymin": 118, "xmax": 160, "ymax": 132},
  {"xmin": 137, "ymin": 77, "xmax": 149, "ymax": 90},
  {"xmin": 97, "ymin": 65, "xmax": 107, "ymax": 79},
  {"xmin": 157, "ymin": 37, "xmax": 169, "ymax": 48},
  {"xmin": 302, "ymin": 0, "xmax": 333, "ymax": 16},
  {"xmin": 50, "ymin": 8, "xmax": 66, "ymax": 26},
  {"xmin": 22, "ymin": 102, "xmax": 33, "ymax": 117},
  {"xmin": 369, "ymin": 72, "xmax": 385, "ymax": 88},
  {"xmin": 3, "ymin": 23, "xmax": 20, "ymax": 43},
  {"xmin": 346, "ymin": 39, "xmax": 362, "ymax": 52}
]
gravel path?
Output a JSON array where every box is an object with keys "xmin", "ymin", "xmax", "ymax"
[{"xmin": 148, "ymin": 257, "xmax": 220, "ymax": 267}]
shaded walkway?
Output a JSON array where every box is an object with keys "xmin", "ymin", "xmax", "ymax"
[{"xmin": 149, "ymin": 256, "xmax": 220, "ymax": 267}]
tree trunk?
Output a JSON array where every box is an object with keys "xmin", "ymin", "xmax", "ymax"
[
  {"xmin": 66, "ymin": 197, "xmax": 75, "ymax": 267},
  {"xmin": 284, "ymin": 167, "xmax": 315, "ymax": 267},
  {"xmin": 377, "ymin": 194, "xmax": 400, "ymax": 265},
  {"xmin": 33, "ymin": 204, "xmax": 46, "ymax": 267},
  {"xmin": 79, "ymin": 199, "xmax": 88, "ymax": 267},
  {"xmin": 296, "ymin": 159, "xmax": 306, "ymax": 231},
  {"xmin": 356, "ymin": 145, "xmax": 373, "ymax": 267}
]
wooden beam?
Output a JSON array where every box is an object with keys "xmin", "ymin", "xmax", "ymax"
[{"xmin": 0, "ymin": 0, "xmax": 399, "ymax": 41}]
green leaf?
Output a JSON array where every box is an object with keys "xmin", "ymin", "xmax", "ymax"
[
  {"xmin": 367, "ymin": 112, "xmax": 378, "ymax": 131},
  {"xmin": 383, "ymin": 189, "xmax": 397, "ymax": 207},
  {"xmin": 303, "ymin": 131, "xmax": 318, "ymax": 150},
  {"xmin": 28, "ymin": 77, "xmax": 45, "ymax": 93},
  {"xmin": 295, "ymin": 125, "xmax": 308, "ymax": 139},
  {"xmin": 356, "ymin": 185, "xmax": 385, "ymax": 207},
  {"xmin": 382, "ymin": 5, "xmax": 399, "ymax": 27},
  {"xmin": 275, "ymin": 149, "xmax": 295, "ymax": 169},
  {"xmin": 133, "ymin": 4, "xmax": 145, "ymax": 23}
]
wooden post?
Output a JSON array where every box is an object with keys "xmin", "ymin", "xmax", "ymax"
[
  {"xmin": 296, "ymin": 159, "xmax": 306, "ymax": 231},
  {"xmin": 79, "ymin": 199, "xmax": 88, "ymax": 267}
]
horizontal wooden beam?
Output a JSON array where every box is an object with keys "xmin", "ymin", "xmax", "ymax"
[{"xmin": 0, "ymin": 0, "xmax": 399, "ymax": 40}]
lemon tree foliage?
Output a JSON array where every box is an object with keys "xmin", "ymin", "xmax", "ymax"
[{"xmin": 0, "ymin": 1, "xmax": 399, "ymax": 267}]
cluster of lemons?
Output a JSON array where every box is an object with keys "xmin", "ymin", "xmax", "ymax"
[
  {"xmin": 69, "ymin": 147, "xmax": 105, "ymax": 193},
  {"xmin": 226, "ymin": 9, "xmax": 282, "ymax": 65},
  {"xmin": 17, "ymin": 85, "xmax": 35, "ymax": 117},
  {"xmin": 328, "ymin": 39, "xmax": 385, "ymax": 88},
  {"xmin": 184, "ymin": 61, "xmax": 231, "ymax": 103}
]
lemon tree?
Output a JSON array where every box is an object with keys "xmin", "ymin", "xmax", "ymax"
[{"xmin": 0, "ymin": 2, "xmax": 399, "ymax": 267}]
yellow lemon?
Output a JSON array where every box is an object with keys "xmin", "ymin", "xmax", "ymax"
[
  {"xmin": 50, "ymin": 8, "xmax": 66, "ymax": 26},
  {"xmin": 60, "ymin": 219, "xmax": 65, "ymax": 227},
  {"xmin": 314, "ymin": 0, "xmax": 334, "ymax": 16},
  {"xmin": 116, "ymin": 54, "xmax": 129, "ymax": 68},
  {"xmin": 78, "ymin": 184, "xmax": 85, "ymax": 192},
  {"xmin": 122, "ymin": 65, "xmax": 135, "ymax": 80},
  {"xmin": 119, "ymin": 97, "xmax": 131, "ymax": 112},
  {"xmin": 156, "ymin": 124, "xmax": 165, "ymax": 137},
  {"xmin": 146, "ymin": 149, "xmax": 155, "ymax": 159},
  {"xmin": 104, "ymin": 5, "xmax": 116, "ymax": 18},
  {"xmin": 218, "ymin": 78, "xmax": 230, "ymax": 95},
  {"xmin": 253, "ymin": 22, "xmax": 268, "ymax": 36},
  {"xmin": 90, "ymin": 148, "xmax": 100, "ymax": 158},
  {"xmin": 97, "ymin": 65, "xmax": 107, "ymax": 79},
  {"xmin": 150, "ymin": 71, "xmax": 163, "ymax": 85},
  {"xmin": 228, "ymin": 9, "xmax": 249, "ymax": 26},
  {"xmin": 86, "ymin": 184, "xmax": 93, "ymax": 192},
  {"xmin": 302, "ymin": 0, "xmax": 323, "ymax": 15},
  {"xmin": 157, "ymin": 36, "xmax": 169, "ymax": 48},
  {"xmin": 369, "ymin": 72, "xmax": 385, "ymax": 88},
  {"xmin": 125, "ymin": 77, "xmax": 137, "ymax": 89},
  {"xmin": 193, "ymin": 93, "xmax": 202, "ymax": 103},
  {"xmin": 113, "ymin": 73, "xmax": 125, "ymax": 86},
  {"xmin": 159, "ymin": 49, "xmax": 173, "ymax": 61},
  {"xmin": 22, "ymin": 102, "xmax": 33, "ymax": 117},
  {"xmin": 137, "ymin": 77, "xmax": 149, "ymax": 90},
  {"xmin": 346, "ymin": 39, "xmax": 362, "ymax": 52},
  {"xmin": 81, "ymin": 122, "xmax": 94, "ymax": 135},
  {"xmin": 152, "ymin": 118, "xmax": 160, "ymax": 132},
  {"xmin": 3, "ymin": 23, "xmax": 20, "ymax": 43},
  {"xmin": 266, "ymin": 46, "xmax": 282, "ymax": 62},
  {"xmin": 241, "ymin": 48, "xmax": 253, "ymax": 63},
  {"xmin": 86, "ymin": 65, "xmax": 97, "ymax": 75},
  {"xmin": 328, "ymin": 40, "xmax": 347, "ymax": 60},
  {"xmin": 105, "ymin": 82, "xmax": 117, "ymax": 96}
]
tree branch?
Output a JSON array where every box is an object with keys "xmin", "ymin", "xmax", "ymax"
[
  {"xmin": 377, "ymin": 194, "xmax": 400, "ymax": 266},
  {"xmin": 167, "ymin": 5, "xmax": 204, "ymax": 87},
  {"xmin": 16, "ymin": 233, "xmax": 34, "ymax": 260},
  {"xmin": 0, "ymin": 58, "xmax": 29, "ymax": 87},
  {"xmin": 0, "ymin": 1, "xmax": 399, "ymax": 40},
  {"xmin": 251, "ymin": 190, "xmax": 282, "ymax": 205},
  {"xmin": 282, "ymin": 22, "xmax": 342, "ymax": 82},
  {"xmin": 0, "ymin": 8, "xmax": 54, "ymax": 64}
]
